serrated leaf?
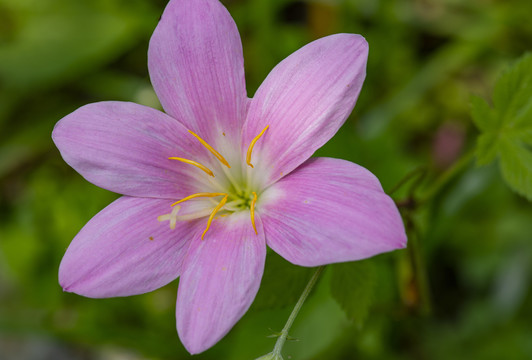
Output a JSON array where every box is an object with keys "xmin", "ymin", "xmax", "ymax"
[
  {"xmin": 330, "ymin": 259, "xmax": 375, "ymax": 326},
  {"xmin": 471, "ymin": 95, "xmax": 498, "ymax": 132},
  {"xmin": 499, "ymin": 138, "xmax": 532, "ymax": 200},
  {"xmin": 493, "ymin": 53, "xmax": 532, "ymax": 124},
  {"xmin": 475, "ymin": 132, "xmax": 499, "ymax": 165},
  {"xmin": 471, "ymin": 53, "xmax": 532, "ymax": 200}
]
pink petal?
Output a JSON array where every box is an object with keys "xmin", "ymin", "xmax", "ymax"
[
  {"xmin": 259, "ymin": 158, "xmax": 406, "ymax": 267},
  {"xmin": 243, "ymin": 34, "xmax": 368, "ymax": 186},
  {"xmin": 148, "ymin": 0, "xmax": 247, "ymax": 143},
  {"xmin": 52, "ymin": 101, "xmax": 216, "ymax": 198},
  {"xmin": 59, "ymin": 196, "xmax": 200, "ymax": 298},
  {"xmin": 176, "ymin": 212, "xmax": 265, "ymax": 354}
]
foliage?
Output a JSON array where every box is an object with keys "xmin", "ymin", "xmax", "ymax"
[
  {"xmin": 472, "ymin": 53, "xmax": 532, "ymax": 200},
  {"xmin": 330, "ymin": 260, "xmax": 376, "ymax": 327},
  {"xmin": 1, "ymin": 0, "xmax": 532, "ymax": 359}
]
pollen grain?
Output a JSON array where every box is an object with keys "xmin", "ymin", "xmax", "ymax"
[{"xmin": 246, "ymin": 125, "xmax": 269, "ymax": 168}]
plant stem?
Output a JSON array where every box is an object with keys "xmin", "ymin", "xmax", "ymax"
[
  {"xmin": 388, "ymin": 166, "xmax": 427, "ymax": 196},
  {"xmin": 394, "ymin": 150, "xmax": 475, "ymax": 314},
  {"xmin": 401, "ymin": 218, "xmax": 431, "ymax": 314},
  {"xmin": 271, "ymin": 266, "xmax": 325, "ymax": 357},
  {"xmin": 418, "ymin": 149, "xmax": 475, "ymax": 206}
]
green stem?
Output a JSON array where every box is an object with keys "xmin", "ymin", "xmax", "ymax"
[
  {"xmin": 388, "ymin": 166, "xmax": 427, "ymax": 196},
  {"xmin": 418, "ymin": 149, "xmax": 475, "ymax": 206},
  {"xmin": 271, "ymin": 266, "xmax": 325, "ymax": 357},
  {"xmin": 394, "ymin": 150, "xmax": 475, "ymax": 314},
  {"xmin": 401, "ymin": 219, "xmax": 431, "ymax": 314}
]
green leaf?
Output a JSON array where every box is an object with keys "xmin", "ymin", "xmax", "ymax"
[
  {"xmin": 330, "ymin": 259, "xmax": 376, "ymax": 326},
  {"xmin": 471, "ymin": 53, "xmax": 532, "ymax": 200},
  {"xmin": 498, "ymin": 138, "xmax": 532, "ymax": 200},
  {"xmin": 475, "ymin": 132, "xmax": 500, "ymax": 166},
  {"xmin": 493, "ymin": 53, "xmax": 532, "ymax": 124},
  {"xmin": 471, "ymin": 95, "xmax": 498, "ymax": 133},
  {"xmin": 0, "ymin": 0, "xmax": 156, "ymax": 97},
  {"xmin": 252, "ymin": 251, "xmax": 313, "ymax": 310}
]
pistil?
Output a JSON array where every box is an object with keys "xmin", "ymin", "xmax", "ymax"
[
  {"xmin": 158, "ymin": 206, "xmax": 215, "ymax": 229},
  {"xmin": 162, "ymin": 127, "xmax": 270, "ymax": 238},
  {"xmin": 157, "ymin": 205, "xmax": 181, "ymax": 230}
]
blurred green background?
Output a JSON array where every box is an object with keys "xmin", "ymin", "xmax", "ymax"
[{"xmin": 1, "ymin": 0, "xmax": 532, "ymax": 359}]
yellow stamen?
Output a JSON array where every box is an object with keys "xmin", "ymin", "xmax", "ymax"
[
  {"xmin": 246, "ymin": 125, "xmax": 269, "ymax": 168},
  {"xmin": 168, "ymin": 157, "xmax": 214, "ymax": 177},
  {"xmin": 171, "ymin": 192, "xmax": 226, "ymax": 207},
  {"xmin": 250, "ymin": 191, "xmax": 258, "ymax": 235},
  {"xmin": 188, "ymin": 130, "xmax": 231, "ymax": 168},
  {"xmin": 202, "ymin": 195, "xmax": 228, "ymax": 240}
]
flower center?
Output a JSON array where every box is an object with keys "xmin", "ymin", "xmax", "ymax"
[{"xmin": 158, "ymin": 126, "xmax": 269, "ymax": 239}]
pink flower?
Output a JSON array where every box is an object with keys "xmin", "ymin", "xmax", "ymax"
[{"xmin": 52, "ymin": 0, "xmax": 406, "ymax": 354}]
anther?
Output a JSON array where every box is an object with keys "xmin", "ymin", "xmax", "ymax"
[
  {"xmin": 246, "ymin": 125, "xmax": 269, "ymax": 168},
  {"xmin": 168, "ymin": 157, "xmax": 214, "ymax": 177},
  {"xmin": 202, "ymin": 195, "xmax": 228, "ymax": 240},
  {"xmin": 171, "ymin": 192, "xmax": 227, "ymax": 207},
  {"xmin": 188, "ymin": 130, "xmax": 231, "ymax": 168},
  {"xmin": 250, "ymin": 191, "xmax": 258, "ymax": 235}
]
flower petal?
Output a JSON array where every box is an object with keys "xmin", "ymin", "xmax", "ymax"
[
  {"xmin": 259, "ymin": 157, "xmax": 406, "ymax": 267},
  {"xmin": 52, "ymin": 101, "xmax": 219, "ymax": 198},
  {"xmin": 148, "ymin": 0, "xmax": 247, "ymax": 142},
  {"xmin": 243, "ymin": 34, "xmax": 368, "ymax": 186},
  {"xmin": 176, "ymin": 212, "xmax": 265, "ymax": 354},
  {"xmin": 59, "ymin": 196, "xmax": 200, "ymax": 298}
]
